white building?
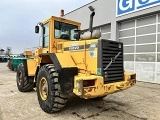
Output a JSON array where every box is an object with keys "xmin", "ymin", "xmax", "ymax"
[{"xmin": 64, "ymin": 0, "xmax": 160, "ymax": 83}]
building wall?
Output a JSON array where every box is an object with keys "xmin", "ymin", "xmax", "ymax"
[
  {"xmin": 64, "ymin": 0, "xmax": 118, "ymax": 40},
  {"xmin": 0, "ymin": 50, "xmax": 4, "ymax": 55},
  {"xmin": 64, "ymin": 0, "xmax": 160, "ymax": 83}
]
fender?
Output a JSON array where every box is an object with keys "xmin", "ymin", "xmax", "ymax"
[
  {"xmin": 20, "ymin": 60, "xmax": 34, "ymax": 83},
  {"xmin": 39, "ymin": 53, "xmax": 78, "ymax": 93}
]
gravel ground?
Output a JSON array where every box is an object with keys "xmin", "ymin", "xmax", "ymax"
[{"xmin": 0, "ymin": 62, "xmax": 160, "ymax": 120}]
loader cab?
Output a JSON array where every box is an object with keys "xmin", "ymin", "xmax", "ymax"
[{"xmin": 35, "ymin": 16, "xmax": 81, "ymax": 53}]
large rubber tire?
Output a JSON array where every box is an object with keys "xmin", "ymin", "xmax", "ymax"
[
  {"xmin": 37, "ymin": 64, "xmax": 68, "ymax": 113},
  {"xmin": 16, "ymin": 63, "xmax": 34, "ymax": 92}
]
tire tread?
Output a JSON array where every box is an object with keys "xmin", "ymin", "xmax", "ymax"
[
  {"xmin": 16, "ymin": 63, "xmax": 34, "ymax": 92},
  {"xmin": 37, "ymin": 64, "xmax": 68, "ymax": 113}
]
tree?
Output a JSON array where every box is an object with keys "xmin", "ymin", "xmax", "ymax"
[{"xmin": 5, "ymin": 47, "xmax": 12, "ymax": 56}]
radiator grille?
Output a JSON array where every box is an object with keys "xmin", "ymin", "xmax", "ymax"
[{"xmin": 99, "ymin": 39, "xmax": 124, "ymax": 83}]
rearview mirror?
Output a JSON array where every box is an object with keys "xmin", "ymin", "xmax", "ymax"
[{"xmin": 35, "ymin": 26, "xmax": 39, "ymax": 33}]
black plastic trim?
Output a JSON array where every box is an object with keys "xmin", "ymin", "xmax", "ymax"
[
  {"xmin": 39, "ymin": 53, "xmax": 62, "ymax": 71},
  {"xmin": 23, "ymin": 60, "xmax": 28, "ymax": 76},
  {"xmin": 59, "ymin": 67, "xmax": 78, "ymax": 93}
]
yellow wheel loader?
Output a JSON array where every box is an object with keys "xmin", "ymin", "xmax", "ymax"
[{"xmin": 16, "ymin": 8, "xmax": 136, "ymax": 113}]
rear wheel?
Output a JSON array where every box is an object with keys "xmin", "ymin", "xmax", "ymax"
[
  {"xmin": 16, "ymin": 63, "xmax": 34, "ymax": 92},
  {"xmin": 37, "ymin": 64, "xmax": 68, "ymax": 113}
]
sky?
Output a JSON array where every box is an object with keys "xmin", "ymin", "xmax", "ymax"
[{"xmin": 0, "ymin": 0, "xmax": 94, "ymax": 54}]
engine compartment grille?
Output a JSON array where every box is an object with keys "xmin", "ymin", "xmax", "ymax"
[{"xmin": 98, "ymin": 39, "xmax": 124, "ymax": 84}]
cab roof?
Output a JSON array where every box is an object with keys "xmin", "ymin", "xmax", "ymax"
[{"xmin": 42, "ymin": 16, "xmax": 81, "ymax": 27}]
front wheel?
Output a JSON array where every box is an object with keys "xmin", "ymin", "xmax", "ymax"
[{"xmin": 37, "ymin": 64, "xmax": 68, "ymax": 113}]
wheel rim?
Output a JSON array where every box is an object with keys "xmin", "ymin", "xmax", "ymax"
[
  {"xmin": 39, "ymin": 77, "xmax": 48, "ymax": 100},
  {"xmin": 18, "ymin": 71, "xmax": 22, "ymax": 86}
]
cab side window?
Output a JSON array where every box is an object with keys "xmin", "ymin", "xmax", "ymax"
[{"xmin": 43, "ymin": 23, "xmax": 49, "ymax": 48}]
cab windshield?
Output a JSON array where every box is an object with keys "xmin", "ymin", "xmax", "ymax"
[{"xmin": 54, "ymin": 21, "xmax": 78, "ymax": 41}]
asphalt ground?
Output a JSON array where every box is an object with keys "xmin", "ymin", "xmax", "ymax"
[{"xmin": 0, "ymin": 62, "xmax": 160, "ymax": 120}]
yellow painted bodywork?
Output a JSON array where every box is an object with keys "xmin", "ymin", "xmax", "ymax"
[
  {"xmin": 73, "ymin": 72, "xmax": 136, "ymax": 99},
  {"xmin": 56, "ymin": 53, "xmax": 76, "ymax": 67},
  {"xmin": 57, "ymin": 39, "xmax": 99, "ymax": 73},
  {"xmin": 27, "ymin": 59, "xmax": 37, "ymax": 76},
  {"xmin": 85, "ymin": 39, "xmax": 98, "ymax": 74},
  {"xmin": 62, "ymin": 40, "xmax": 86, "ymax": 71},
  {"xmin": 26, "ymin": 16, "xmax": 81, "ymax": 77},
  {"xmin": 26, "ymin": 15, "xmax": 136, "ymax": 99},
  {"xmin": 24, "ymin": 50, "xmax": 33, "ymax": 57}
]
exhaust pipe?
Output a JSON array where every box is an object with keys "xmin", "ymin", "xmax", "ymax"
[{"xmin": 88, "ymin": 6, "xmax": 95, "ymax": 39}]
